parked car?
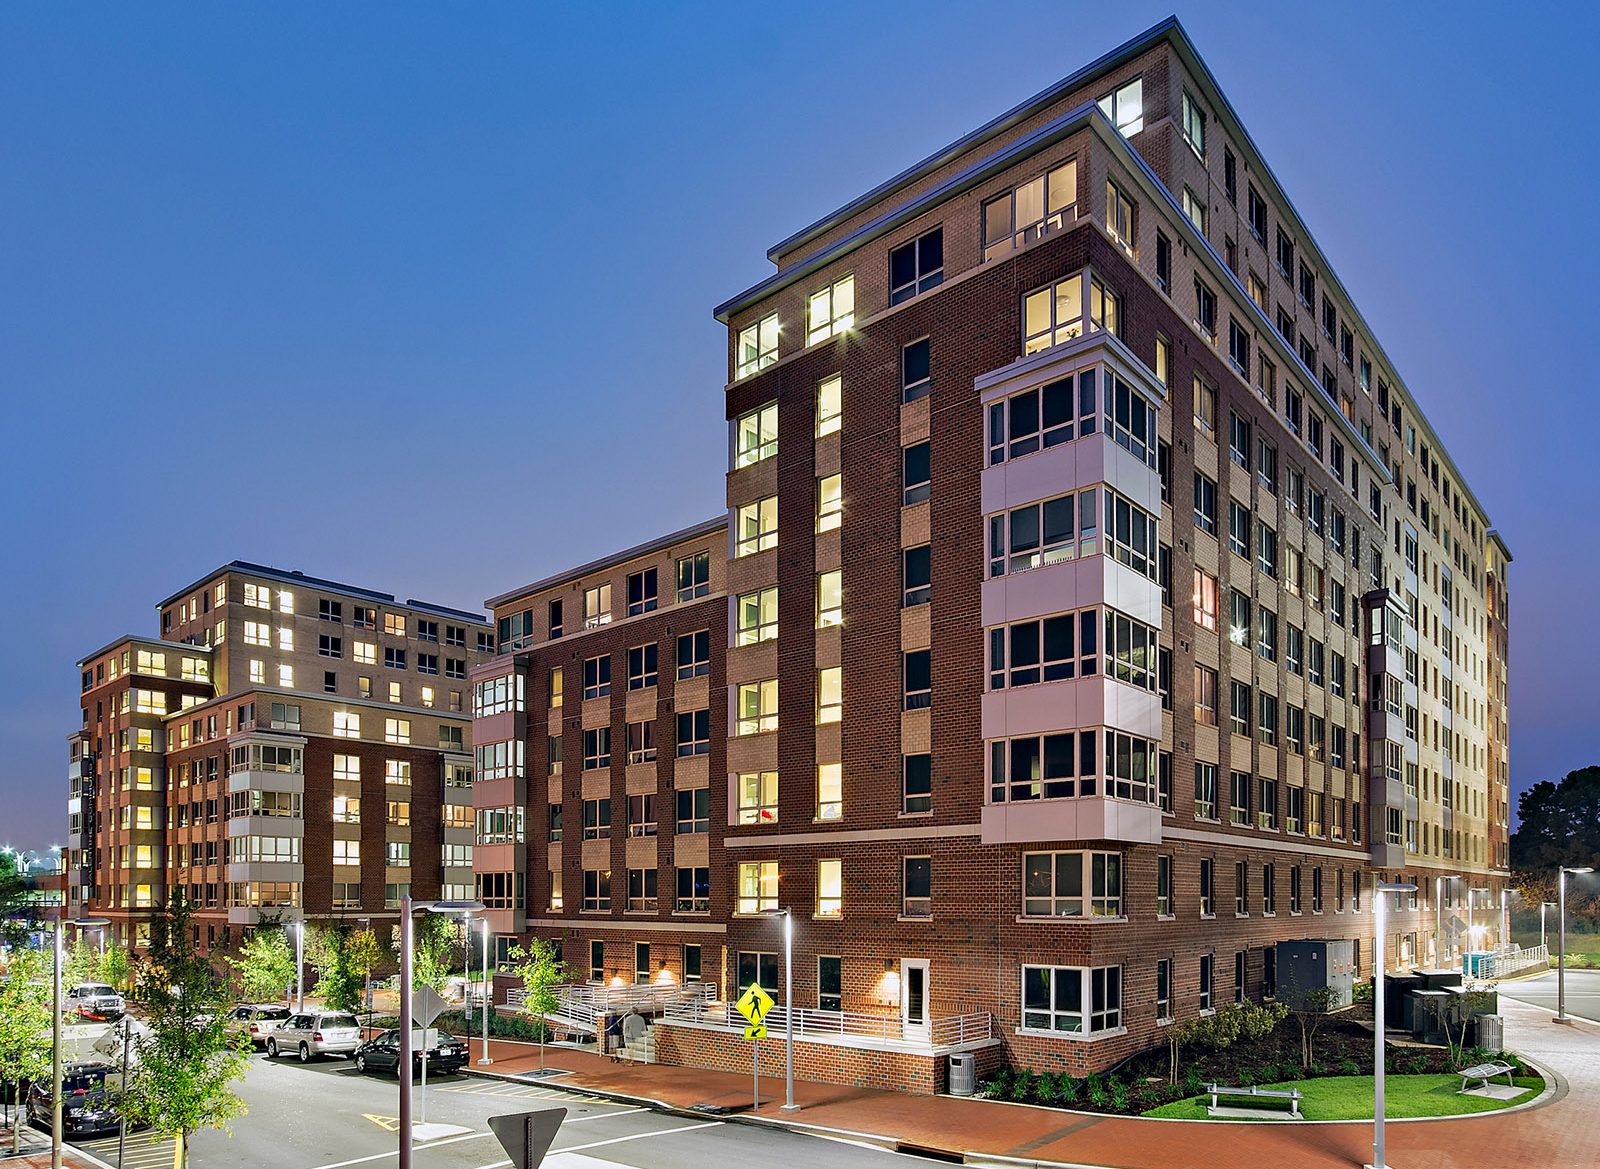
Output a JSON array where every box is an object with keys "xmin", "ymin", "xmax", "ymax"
[
  {"xmin": 66, "ymin": 983, "xmax": 124, "ymax": 1022},
  {"xmin": 26, "ymin": 1061, "xmax": 139, "ymax": 1137},
  {"xmin": 264, "ymin": 1011, "xmax": 363, "ymax": 1061},
  {"xmin": 352, "ymin": 1029, "xmax": 468, "ymax": 1077},
  {"xmin": 224, "ymin": 1004, "xmax": 292, "ymax": 1048}
]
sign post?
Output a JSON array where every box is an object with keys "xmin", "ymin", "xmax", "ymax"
[
  {"xmin": 733, "ymin": 982, "xmax": 775, "ymax": 1113},
  {"xmin": 487, "ymin": 1108, "xmax": 566, "ymax": 1169}
]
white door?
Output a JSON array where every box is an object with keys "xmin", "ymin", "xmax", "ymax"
[{"xmin": 900, "ymin": 959, "xmax": 929, "ymax": 1041}]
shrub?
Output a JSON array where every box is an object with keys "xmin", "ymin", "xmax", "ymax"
[
  {"xmin": 1109, "ymin": 1078, "xmax": 1130, "ymax": 1112},
  {"xmin": 1012, "ymin": 1069, "xmax": 1036, "ymax": 1104},
  {"xmin": 1340, "ymin": 1058, "xmax": 1360, "ymax": 1076},
  {"xmin": 1183, "ymin": 1064, "xmax": 1205, "ymax": 1096},
  {"xmin": 1032, "ymin": 1071, "xmax": 1058, "ymax": 1105},
  {"xmin": 1237, "ymin": 1066, "xmax": 1258, "ymax": 1086},
  {"xmin": 1086, "ymin": 1073, "xmax": 1108, "ymax": 1108},
  {"xmin": 1058, "ymin": 1076, "xmax": 1081, "ymax": 1103}
]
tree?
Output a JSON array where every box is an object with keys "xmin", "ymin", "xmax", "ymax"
[
  {"xmin": 308, "ymin": 924, "xmax": 360, "ymax": 1013},
  {"xmin": 99, "ymin": 941, "xmax": 132, "ymax": 992},
  {"xmin": 346, "ymin": 928, "xmax": 383, "ymax": 1017},
  {"xmin": 1511, "ymin": 766, "xmax": 1600, "ymax": 918},
  {"xmin": 64, "ymin": 936, "xmax": 100, "ymax": 990},
  {"xmin": 391, "ymin": 913, "xmax": 456, "ymax": 995},
  {"xmin": 1282, "ymin": 982, "xmax": 1340, "ymax": 1071},
  {"xmin": 1441, "ymin": 987, "xmax": 1500, "ymax": 1063},
  {"xmin": 124, "ymin": 893, "xmax": 250, "ymax": 1169},
  {"xmin": 507, "ymin": 938, "xmax": 567, "ymax": 1071},
  {"xmin": 226, "ymin": 925, "xmax": 295, "ymax": 1004},
  {"xmin": 0, "ymin": 854, "xmax": 40, "ymax": 948},
  {"xmin": 0, "ymin": 946, "xmax": 52, "ymax": 1152}
]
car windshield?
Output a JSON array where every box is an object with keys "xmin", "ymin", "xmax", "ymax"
[
  {"xmin": 322, "ymin": 1015, "xmax": 359, "ymax": 1028},
  {"xmin": 258, "ymin": 1008, "xmax": 289, "ymax": 1019},
  {"xmin": 62, "ymin": 1069, "xmax": 110, "ymax": 1093},
  {"xmin": 79, "ymin": 986, "xmax": 116, "ymax": 997}
]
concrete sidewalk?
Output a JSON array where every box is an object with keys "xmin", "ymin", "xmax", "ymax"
[{"xmin": 457, "ymin": 996, "xmax": 1595, "ymax": 1169}]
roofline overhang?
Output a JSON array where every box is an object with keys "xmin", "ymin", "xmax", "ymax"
[{"xmin": 485, "ymin": 515, "xmax": 727, "ymax": 612}]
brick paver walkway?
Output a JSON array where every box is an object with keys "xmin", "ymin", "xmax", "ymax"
[{"xmin": 459, "ymin": 993, "xmax": 1595, "ymax": 1169}]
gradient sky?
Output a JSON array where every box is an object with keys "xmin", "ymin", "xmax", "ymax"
[{"xmin": 3, "ymin": 2, "xmax": 1595, "ymax": 847}]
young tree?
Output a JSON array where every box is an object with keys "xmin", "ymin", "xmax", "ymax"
[
  {"xmin": 1283, "ymin": 982, "xmax": 1340, "ymax": 1071},
  {"xmin": 0, "ymin": 946, "xmax": 52, "ymax": 1152},
  {"xmin": 397, "ymin": 914, "xmax": 456, "ymax": 995},
  {"xmin": 124, "ymin": 893, "xmax": 250, "ymax": 1169},
  {"xmin": 99, "ymin": 941, "xmax": 133, "ymax": 992},
  {"xmin": 64, "ymin": 936, "xmax": 101, "ymax": 990},
  {"xmin": 507, "ymin": 938, "xmax": 566, "ymax": 1072},
  {"xmin": 346, "ymin": 928, "xmax": 383, "ymax": 1017},
  {"xmin": 309, "ymin": 924, "xmax": 360, "ymax": 1013},
  {"xmin": 226, "ymin": 925, "xmax": 295, "ymax": 1004}
]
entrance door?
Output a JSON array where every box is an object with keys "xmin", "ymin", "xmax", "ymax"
[{"xmin": 901, "ymin": 959, "xmax": 929, "ymax": 1041}]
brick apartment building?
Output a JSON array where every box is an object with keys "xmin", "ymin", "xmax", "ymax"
[
  {"xmin": 471, "ymin": 17, "xmax": 1512, "ymax": 1091},
  {"xmin": 68, "ymin": 562, "xmax": 494, "ymax": 952}
]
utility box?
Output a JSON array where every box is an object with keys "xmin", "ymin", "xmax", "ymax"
[
  {"xmin": 1384, "ymin": 973, "xmax": 1425, "ymax": 1028},
  {"xmin": 1275, "ymin": 939, "xmax": 1356, "ymax": 1011},
  {"xmin": 1416, "ymin": 968, "xmax": 1463, "ymax": 992},
  {"xmin": 1410, "ymin": 989, "xmax": 1450, "ymax": 1044}
]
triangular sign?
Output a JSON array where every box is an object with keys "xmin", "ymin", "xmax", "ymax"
[
  {"xmin": 412, "ymin": 985, "xmax": 450, "ymax": 1027},
  {"xmin": 487, "ymin": 1109, "xmax": 567, "ymax": 1169}
]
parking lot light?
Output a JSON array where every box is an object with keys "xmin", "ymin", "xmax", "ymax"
[{"xmin": 1556, "ymin": 866, "xmax": 1594, "ymax": 1024}]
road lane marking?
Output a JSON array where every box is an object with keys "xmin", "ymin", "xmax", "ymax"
[{"xmin": 464, "ymin": 1119, "xmax": 723, "ymax": 1169}]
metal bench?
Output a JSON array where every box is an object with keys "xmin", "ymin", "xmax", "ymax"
[
  {"xmin": 1457, "ymin": 1060, "xmax": 1516, "ymax": 1094},
  {"xmin": 1204, "ymin": 1083, "xmax": 1304, "ymax": 1118}
]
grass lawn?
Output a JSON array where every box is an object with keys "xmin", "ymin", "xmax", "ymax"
[
  {"xmin": 1143, "ymin": 1073, "xmax": 1543, "ymax": 1120},
  {"xmin": 1515, "ymin": 930, "xmax": 1600, "ymax": 964}
]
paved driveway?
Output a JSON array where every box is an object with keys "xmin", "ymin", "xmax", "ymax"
[{"xmin": 1499, "ymin": 968, "xmax": 1600, "ymax": 1023}]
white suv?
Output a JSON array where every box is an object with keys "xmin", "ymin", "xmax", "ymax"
[
  {"xmin": 264, "ymin": 1012, "xmax": 363, "ymax": 1061},
  {"xmin": 67, "ymin": 984, "xmax": 125, "ymax": 1021}
]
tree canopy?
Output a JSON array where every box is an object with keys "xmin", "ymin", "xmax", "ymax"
[{"xmin": 1511, "ymin": 765, "xmax": 1600, "ymax": 917}]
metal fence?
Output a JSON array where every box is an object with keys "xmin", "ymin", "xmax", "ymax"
[
  {"xmin": 661, "ymin": 997, "xmax": 992, "ymax": 1049},
  {"xmin": 1479, "ymin": 943, "xmax": 1548, "ymax": 980}
]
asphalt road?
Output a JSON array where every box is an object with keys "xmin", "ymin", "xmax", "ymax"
[
  {"xmin": 1499, "ymin": 968, "xmax": 1600, "ymax": 1024},
  {"xmin": 70, "ymin": 1049, "xmax": 932, "ymax": 1169}
]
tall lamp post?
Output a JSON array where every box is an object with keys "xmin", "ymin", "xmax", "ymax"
[
  {"xmin": 1540, "ymin": 902, "xmax": 1556, "ymax": 951},
  {"xmin": 478, "ymin": 918, "xmax": 492, "ymax": 1066},
  {"xmin": 761, "ymin": 907, "xmax": 796, "ymax": 1112},
  {"xmin": 1371, "ymin": 881, "xmax": 1415, "ymax": 1169},
  {"xmin": 402, "ymin": 898, "xmax": 483, "ymax": 1163},
  {"xmin": 1555, "ymin": 866, "xmax": 1594, "ymax": 1025},
  {"xmin": 291, "ymin": 920, "xmax": 305, "ymax": 1012}
]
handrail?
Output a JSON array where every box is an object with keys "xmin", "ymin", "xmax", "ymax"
[
  {"xmin": 661, "ymin": 998, "xmax": 992, "ymax": 1048},
  {"xmin": 1480, "ymin": 943, "xmax": 1547, "ymax": 980}
]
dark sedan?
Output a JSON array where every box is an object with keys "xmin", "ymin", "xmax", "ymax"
[
  {"xmin": 27, "ymin": 1062, "xmax": 137, "ymax": 1137},
  {"xmin": 352, "ymin": 1029, "xmax": 468, "ymax": 1077}
]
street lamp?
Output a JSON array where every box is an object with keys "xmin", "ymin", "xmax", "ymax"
[
  {"xmin": 290, "ymin": 920, "xmax": 305, "ymax": 1012},
  {"xmin": 1539, "ymin": 902, "xmax": 1556, "ymax": 951},
  {"xmin": 760, "ymin": 907, "xmax": 796, "ymax": 1112},
  {"xmin": 1371, "ymin": 881, "xmax": 1415, "ymax": 1169},
  {"xmin": 1555, "ymin": 866, "xmax": 1594, "ymax": 1025},
  {"xmin": 478, "ymin": 919, "xmax": 492, "ymax": 1066},
  {"xmin": 358, "ymin": 917, "xmax": 373, "ymax": 1019}
]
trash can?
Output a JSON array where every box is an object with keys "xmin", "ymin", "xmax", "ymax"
[
  {"xmin": 1475, "ymin": 1014, "xmax": 1504, "ymax": 1052},
  {"xmin": 948, "ymin": 1052, "xmax": 976, "ymax": 1096}
]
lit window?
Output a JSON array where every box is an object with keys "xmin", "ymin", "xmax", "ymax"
[
  {"xmin": 277, "ymin": 664, "xmax": 294, "ymax": 689},
  {"xmin": 1181, "ymin": 91, "xmax": 1207, "ymax": 158},
  {"xmin": 817, "ymin": 570, "xmax": 842, "ymax": 628},
  {"xmin": 1021, "ymin": 965, "xmax": 1122, "ymax": 1034},
  {"xmin": 736, "ymin": 773, "xmax": 778, "ymax": 825},
  {"xmin": 737, "ymin": 861, "xmax": 778, "ymax": 913},
  {"xmin": 736, "ymin": 680, "xmax": 777, "ymax": 735},
  {"xmin": 1022, "ymin": 275, "xmax": 1083, "ymax": 354},
  {"xmin": 354, "ymin": 641, "xmax": 376, "ymax": 665},
  {"xmin": 384, "ymin": 718, "xmax": 411, "ymax": 745},
  {"xmin": 1182, "ymin": 188, "xmax": 1206, "ymax": 234},
  {"xmin": 1097, "ymin": 77, "xmax": 1142, "ymax": 135},
  {"xmin": 278, "ymin": 627, "xmax": 294, "ymax": 652},
  {"xmin": 249, "ymin": 660, "xmax": 265, "ymax": 684},
  {"xmin": 806, "ymin": 276, "xmax": 854, "ymax": 345},
  {"xmin": 332, "ymin": 711, "xmax": 360, "ymax": 739},
  {"xmin": 816, "ymin": 859, "xmax": 843, "ymax": 917},
  {"xmin": 736, "ymin": 313, "xmax": 780, "ymax": 379},
  {"xmin": 983, "ymin": 161, "xmax": 1078, "ymax": 260},
  {"xmin": 1105, "ymin": 181, "xmax": 1135, "ymax": 254},
  {"xmin": 816, "ymin": 374, "xmax": 842, "ymax": 436},
  {"xmin": 583, "ymin": 583, "xmax": 611, "ymax": 629},
  {"xmin": 244, "ymin": 621, "xmax": 270, "ymax": 647},
  {"xmin": 734, "ymin": 497, "xmax": 778, "ymax": 556},
  {"xmin": 384, "ymin": 613, "xmax": 406, "ymax": 637},
  {"xmin": 816, "ymin": 667, "xmax": 841, "ymax": 724},
  {"xmin": 816, "ymin": 764, "xmax": 842, "ymax": 821},
  {"xmin": 817, "ymin": 473, "xmax": 843, "ymax": 531},
  {"xmin": 734, "ymin": 402, "xmax": 778, "ymax": 468},
  {"xmin": 736, "ymin": 588, "xmax": 778, "ymax": 645}
]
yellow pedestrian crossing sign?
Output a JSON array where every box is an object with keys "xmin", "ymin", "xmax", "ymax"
[
  {"xmin": 735, "ymin": 981, "xmax": 775, "ymax": 1026},
  {"xmin": 743, "ymin": 1024, "xmax": 767, "ymax": 1040}
]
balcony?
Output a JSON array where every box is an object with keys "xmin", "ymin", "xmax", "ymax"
[{"xmin": 982, "ymin": 795, "xmax": 1161, "ymax": 845}]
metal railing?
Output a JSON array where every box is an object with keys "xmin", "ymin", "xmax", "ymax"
[
  {"xmin": 1479, "ymin": 944, "xmax": 1548, "ymax": 980},
  {"xmin": 505, "ymin": 980, "xmax": 716, "ymax": 1027},
  {"xmin": 661, "ymin": 998, "xmax": 992, "ymax": 1049}
]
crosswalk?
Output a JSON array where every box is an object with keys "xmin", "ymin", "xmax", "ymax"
[
  {"xmin": 434, "ymin": 1081, "xmax": 580, "ymax": 1103},
  {"xmin": 73, "ymin": 1131, "xmax": 177, "ymax": 1169}
]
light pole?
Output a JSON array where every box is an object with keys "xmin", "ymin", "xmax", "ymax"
[
  {"xmin": 399, "ymin": 897, "xmax": 414, "ymax": 1169},
  {"xmin": 761, "ymin": 907, "xmax": 796, "ymax": 1111},
  {"xmin": 1555, "ymin": 866, "xmax": 1594, "ymax": 1025},
  {"xmin": 1540, "ymin": 902, "xmax": 1556, "ymax": 951},
  {"xmin": 1372, "ymin": 881, "xmax": 1415, "ymax": 1169},
  {"xmin": 52, "ymin": 917, "xmax": 107, "ymax": 1169},
  {"xmin": 478, "ymin": 919, "xmax": 492, "ymax": 1066}
]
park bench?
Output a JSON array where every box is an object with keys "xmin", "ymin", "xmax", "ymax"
[
  {"xmin": 1204, "ymin": 1082, "xmax": 1304, "ymax": 1119},
  {"xmin": 1457, "ymin": 1060, "xmax": 1516, "ymax": 1094}
]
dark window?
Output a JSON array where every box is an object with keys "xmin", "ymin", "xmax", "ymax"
[
  {"xmin": 676, "ymin": 630, "xmax": 711, "ymax": 679},
  {"xmin": 676, "ymin": 553, "xmax": 711, "ymax": 602},
  {"xmin": 902, "ymin": 856, "xmax": 932, "ymax": 917},
  {"xmin": 547, "ymin": 599, "xmax": 563, "ymax": 639},
  {"xmin": 626, "ymin": 568, "xmax": 658, "ymax": 616},
  {"xmin": 1248, "ymin": 185, "xmax": 1267, "ymax": 241},
  {"xmin": 818, "ymin": 955, "xmax": 842, "ymax": 1012},
  {"xmin": 903, "ymin": 754, "xmax": 932, "ymax": 814},
  {"xmin": 902, "ymin": 442, "xmax": 930, "ymax": 504},
  {"xmin": 737, "ymin": 952, "xmax": 779, "ymax": 993},
  {"xmin": 889, "ymin": 227, "xmax": 944, "ymax": 305},
  {"xmin": 1223, "ymin": 148, "xmax": 1237, "ymax": 203},
  {"xmin": 903, "ymin": 650, "xmax": 931, "ymax": 710},
  {"xmin": 903, "ymin": 545, "xmax": 930, "ymax": 606},
  {"xmin": 901, "ymin": 338, "xmax": 931, "ymax": 403},
  {"xmin": 319, "ymin": 599, "xmax": 343, "ymax": 623},
  {"xmin": 675, "ymin": 788, "xmax": 709, "ymax": 834},
  {"xmin": 626, "ymin": 643, "xmax": 658, "ymax": 690},
  {"xmin": 1155, "ymin": 232, "xmax": 1171, "ymax": 292},
  {"xmin": 675, "ymin": 709, "xmax": 710, "ymax": 757}
]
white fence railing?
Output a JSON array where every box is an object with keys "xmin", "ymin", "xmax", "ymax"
[
  {"xmin": 1479, "ymin": 944, "xmax": 1548, "ymax": 980},
  {"xmin": 661, "ymin": 997, "xmax": 992, "ymax": 1049},
  {"xmin": 504, "ymin": 981, "xmax": 717, "ymax": 1028}
]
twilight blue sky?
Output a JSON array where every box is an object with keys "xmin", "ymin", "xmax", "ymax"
[{"xmin": 2, "ymin": 2, "xmax": 1595, "ymax": 846}]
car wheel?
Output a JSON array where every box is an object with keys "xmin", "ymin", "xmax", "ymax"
[
  {"xmin": 266, "ymin": 1039, "xmax": 278, "ymax": 1058},
  {"xmin": 355, "ymin": 1055, "xmax": 367, "ymax": 1074},
  {"xmin": 299, "ymin": 1042, "xmax": 311, "ymax": 1063}
]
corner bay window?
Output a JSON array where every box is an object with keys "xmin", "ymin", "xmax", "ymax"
[
  {"xmin": 983, "ymin": 159, "xmax": 1077, "ymax": 260},
  {"xmin": 989, "ymin": 730, "xmax": 1156, "ymax": 805},
  {"xmin": 1023, "ymin": 851, "xmax": 1122, "ymax": 917},
  {"xmin": 1022, "ymin": 965, "xmax": 1122, "ymax": 1034}
]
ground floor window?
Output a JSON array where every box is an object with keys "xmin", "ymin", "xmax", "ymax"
[
  {"xmin": 737, "ymin": 950, "xmax": 778, "ymax": 994},
  {"xmin": 1021, "ymin": 964, "xmax": 1121, "ymax": 1034},
  {"xmin": 818, "ymin": 955, "xmax": 842, "ymax": 1011}
]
